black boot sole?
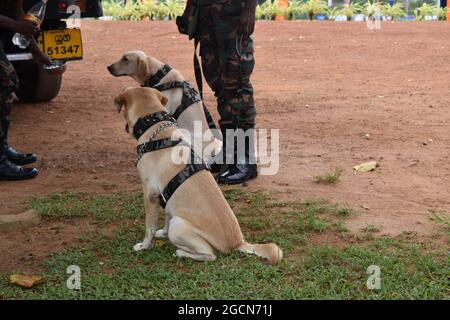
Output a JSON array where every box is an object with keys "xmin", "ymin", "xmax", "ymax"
[{"xmin": 218, "ymin": 171, "xmax": 258, "ymax": 185}]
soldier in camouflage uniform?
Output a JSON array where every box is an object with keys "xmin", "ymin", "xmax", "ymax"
[
  {"xmin": 0, "ymin": 0, "xmax": 49, "ymax": 180},
  {"xmin": 179, "ymin": 0, "xmax": 261, "ymax": 185}
]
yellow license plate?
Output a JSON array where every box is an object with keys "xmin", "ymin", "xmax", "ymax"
[{"xmin": 38, "ymin": 28, "xmax": 83, "ymax": 61}]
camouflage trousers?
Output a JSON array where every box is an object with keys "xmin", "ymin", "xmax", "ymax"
[
  {"xmin": 0, "ymin": 42, "xmax": 18, "ymax": 154},
  {"xmin": 197, "ymin": 0, "xmax": 256, "ymax": 130}
]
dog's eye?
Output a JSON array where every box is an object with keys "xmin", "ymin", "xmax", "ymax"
[{"xmin": 122, "ymin": 57, "xmax": 128, "ymax": 62}]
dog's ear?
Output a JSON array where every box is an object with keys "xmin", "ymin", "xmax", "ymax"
[
  {"xmin": 137, "ymin": 56, "xmax": 149, "ymax": 81},
  {"xmin": 114, "ymin": 92, "xmax": 127, "ymax": 113}
]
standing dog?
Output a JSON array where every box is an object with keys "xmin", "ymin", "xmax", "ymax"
[
  {"xmin": 114, "ymin": 87, "xmax": 282, "ymax": 264},
  {"xmin": 108, "ymin": 51, "xmax": 221, "ymax": 163}
]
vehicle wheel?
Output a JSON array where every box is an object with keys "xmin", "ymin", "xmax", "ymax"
[{"xmin": 15, "ymin": 63, "xmax": 63, "ymax": 103}]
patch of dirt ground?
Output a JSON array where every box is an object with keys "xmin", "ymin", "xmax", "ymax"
[{"xmin": 1, "ymin": 21, "xmax": 449, "ymax": 271}]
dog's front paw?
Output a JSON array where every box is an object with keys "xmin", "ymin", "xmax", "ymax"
[
  {"xmin": 155, "ymin": 229, "xmax": 168, "ymax": 239},
  {"xmin": 133, "ymin": 242, "xmax": 145, "ymax": 251},
  {"xmin": 133, "ymin": 241, "xmax": 153, "ymax": 252}
]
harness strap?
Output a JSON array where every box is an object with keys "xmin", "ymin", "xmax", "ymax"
[
  {"xmin": 143, "ymin": 64, "xmax": 172, "ymax": 87},
  {"xmin": 172, "ymin": 82, "xmax": 202, "ymax": 120},
  {"xmin": 136, "ymin": 138, "xmax": 182, "ymax": 164},
  {"xmin": 144, "ymin": 64, "xmax": 218, "ymax": 130},
  {"xmin": 133, "ymin": 111, "xmax": 175, "ymax": 140},
  {"xmin": 160, "ymin": 149, "xmax": 209, "ymax": 208},
  {"xmin": 133, "ymin": 110, "xmax": 210, "ymax": 208},
  {"xmin": 152, "ymin": 81, "xmax": 185, "ymax": 91},
  {"xmin": 153, "ymin": 80, "xmax": 217, "ymax": 129}
]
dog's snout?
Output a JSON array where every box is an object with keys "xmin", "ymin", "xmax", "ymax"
[{"xmin": 108, "ymin": 64, "xmax": 123, "ymax": 77}]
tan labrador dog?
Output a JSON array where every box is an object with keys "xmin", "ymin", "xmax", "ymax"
[
  {"xmin": 108, "ymin": 51, "xmax": 221, "ymax": 163},
  {"xmin": 114, "ymin": 87, "xmax": 282, "ymax": 264}
]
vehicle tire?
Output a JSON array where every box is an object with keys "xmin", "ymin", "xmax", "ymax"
[{"xmin": 15, "ymin": 63, "xmax": 63, "ymax": 103}]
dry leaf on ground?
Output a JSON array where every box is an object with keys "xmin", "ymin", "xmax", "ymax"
[
  {"xmin": 353, "ymin": 161, "xmax": 378, "ymax": 172},
  {"xmin": 10, "ymin": 274, "xmax": 45, "ymax": 288}
]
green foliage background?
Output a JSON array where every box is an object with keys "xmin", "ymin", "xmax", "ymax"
[{"xmin": 102, "ymin": 0, "xmax": 446, "ymax": 21}]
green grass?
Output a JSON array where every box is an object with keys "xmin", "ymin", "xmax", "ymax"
[
  {"xmin": 1, "ymin": 189, "xmax": 448, "ymax": 300},
  {"xmin": 28, "ymin": 192, "xmax": 145, "ymax": 224},
  {"xmin": 429, "ymin": 210, "xmax": 450, "ymax": 231},
  {"xmin": 313, "ymin": 168, "xmax": 343, "ymax": 184},
  {"xmin": 362, "ymin": 224, "xmax": 381, "ymax": 234}
]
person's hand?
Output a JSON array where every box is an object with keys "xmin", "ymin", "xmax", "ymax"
[
  {"xmin": 12, "ymin": 20, "xmax": 39, "ymax": 38},
  {"xmin": 238, "ymin": 0, "xmax": 257, "ymax": 39},
  {"xmin": 33, "ymin": 49, "xmax": 52, "ymax": 66}
]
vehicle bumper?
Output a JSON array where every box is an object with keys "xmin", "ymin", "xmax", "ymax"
[
  {"xmin": 6, "ymin": 53, "xmax": 34, "ymax": 62},
  {"xmin": 8, "ymin": 53, "xmax": 67, "ymax": 75}
]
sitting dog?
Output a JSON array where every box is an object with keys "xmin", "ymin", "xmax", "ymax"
[
  {"xmin": 113, "ymin": 87, "xmax": 282, "ymax": 264},
  {"xmin": 108, "ymin": 51, "xmax": 221, "ymax": 164}
]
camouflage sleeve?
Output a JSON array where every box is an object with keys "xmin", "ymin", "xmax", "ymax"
[{"xmin": 0, "ymin": 43, "xmax": 19, "ymax": 93}]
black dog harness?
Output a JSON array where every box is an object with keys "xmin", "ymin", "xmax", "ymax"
[
  {"xmin": 134, "ymin": 111, "xmax": 210, "ymax": 208},
  {"xmin": 142, "ymin": 64, "xmax": 217, "ymax": 130},
  {"xmin": 133, "ymin": 110, "xmax": 175, "ymax": 140}
]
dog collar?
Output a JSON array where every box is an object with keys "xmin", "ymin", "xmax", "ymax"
[
  {"xmin": 132, "ymin": 111, "xmax": 176, "ymax": 140},
  {"xmin": 143, "ymin": 64, "xmax": 172, "ymax": 87}
]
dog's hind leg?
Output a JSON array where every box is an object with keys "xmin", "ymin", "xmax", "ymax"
[
  {"xmin": 175, "ymin": 249, "xmax": 216, "ymax": 261},
  {"xmin": 168, "ymin": 217, "xmax": 217, "ymax": 261}
]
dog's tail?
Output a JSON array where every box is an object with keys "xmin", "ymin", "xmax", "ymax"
[{"xmin": 237, "ymin": 242, "xmax": 283, "ymax": 265}]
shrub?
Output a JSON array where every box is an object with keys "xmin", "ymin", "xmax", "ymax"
[
  {"xmin": 299, "ymin": 0, "xmax": 329, "ymax": 20},
  {"xmin": 381, "ymin": 3, "xmax": 406, "ymax": 20},
  {"xmin": 414, "ymin": 3, "xmax": 441, "ymax": 21},
  {"xmin": 335, "ymin": 2, "xmax": 364, "ymax": 21}
]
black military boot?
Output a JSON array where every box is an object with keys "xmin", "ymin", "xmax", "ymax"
[
  {"xmin": 217, "ymin": 127, "xmax": 258, "ymax": 185},
  {"xmin": 3, "ymin": 144, "xmax": 37, "ymax": 165},
  {"xmin": 1, "ymin": 116, "xmax": 37, "ymax": 165},
  {"xmin": 209, "ymin": 126, "xmax": 230, "ymax": 174},
  {"xmin": 208, "ymin": 128, "xmax": 225, "ymax": 174},
  {"xmin": 0, "ymin": 154, "xmax": 39, "ymax": 181},
  {"xmin": 209, "ymin": 161, "xmax": 222, "ymax": 174}
]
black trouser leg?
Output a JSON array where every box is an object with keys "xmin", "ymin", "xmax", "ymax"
[
  {"xmin": 0, "ymin": 95, "xmax": 38, "ymax": 180},
  {"xmin": 0, "ymin": 92, "xmax": 12, "ymax": 156},
  {"xmin": 0, "ymin": 101, "xmax": 11, "ymax": 148},
  {"xmin": 0, "ymin": 92, "xmax": 38, "ymax": 180},
  {"xmin": 0, "ymin": 93, "xmax": 37, "ymax": 165}
]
